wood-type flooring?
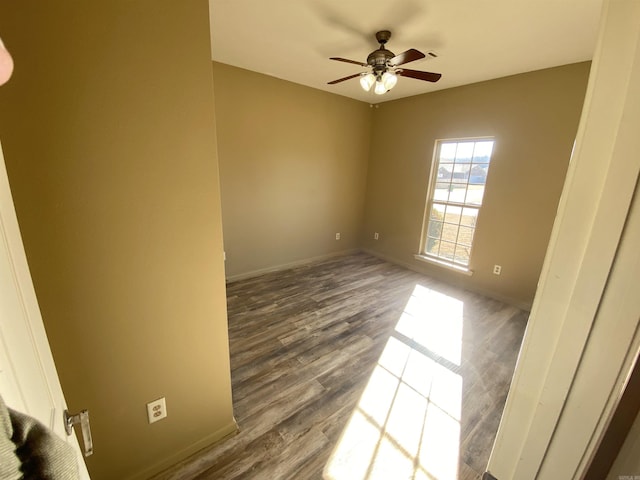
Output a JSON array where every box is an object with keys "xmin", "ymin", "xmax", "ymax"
[{"xmin": 153, "ymin": 252, "xmax": 528, "ymax": 480}]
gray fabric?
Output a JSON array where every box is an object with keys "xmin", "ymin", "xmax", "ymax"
[
  {"xmin": 0, "ymin": 395, "xmax": 80, "ymax": 480},
  {"xmin": 0, "ymin": 395, "xmax": 22, "ymax": 480}
]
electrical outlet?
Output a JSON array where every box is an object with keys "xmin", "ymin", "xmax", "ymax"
[
  {"xmin": 374, "ymin": 232, "xmax": 379, "ymax": 240},
  {"xmin": 335, "ymin": 233, "xmax": 341, "ymax": 240},
  {"xmin": 493, "ymin": 265, "xmax": 502, "ymax": 275},
  {"xmin": 147, "ymin": 397, "xmax": 167, "ymax": 424}
]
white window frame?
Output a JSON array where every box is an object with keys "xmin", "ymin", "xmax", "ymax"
[{"xmin": 417, "ymin": 137, "xmax": 495, "ymax": 273}]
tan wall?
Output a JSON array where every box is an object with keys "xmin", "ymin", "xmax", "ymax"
[
  {"xmin": 361, "ymin": 62, "xmax": 591, "ymax": 308},
  {"xmin": 0, "ymin": 2, "xmax": 234, "ymax": 479},
  {"xmin": 212, "ymin": 63, "xmax": 371, "ymax": 279}
]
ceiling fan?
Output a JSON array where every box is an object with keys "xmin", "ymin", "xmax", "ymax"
[{"xmin": 328, "ymin": 30, "xmax": 441, "ymax": 95}]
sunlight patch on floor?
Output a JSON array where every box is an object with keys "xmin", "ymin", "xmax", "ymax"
[
  {"xmin": 324, "ymin": 285, "xmax": 464, "ymax": 480},
  {"xmin": 395, "ymin": 284, "xmax": 463, "ymax": 366}
]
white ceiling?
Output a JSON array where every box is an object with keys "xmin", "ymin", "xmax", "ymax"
[{"xmin": 209, "ymin": 0, "xmax": 604, "ymax": 104}]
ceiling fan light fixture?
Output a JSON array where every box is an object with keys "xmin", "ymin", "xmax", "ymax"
[
  {"xmin": 327, "ymin": 31, "xmax": 442, "ymax": 91},
  {"xmin": 359, "ymin": 73, "xmax": 375, "ymax": 92},
  {"xmin": 374, "ymin": 80, "xmax": 387, "ymax": 95},
  {"xmin": 382, "ymin": 71, "xmax": 398, "ymax": 90}
]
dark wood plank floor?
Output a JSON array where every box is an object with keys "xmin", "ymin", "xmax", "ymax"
[{"xmin": 154, "ymin": 253, "xmax": 527, "ymax": 480}]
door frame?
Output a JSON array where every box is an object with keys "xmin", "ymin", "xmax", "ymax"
[
  {"xmin": 487, "ymin": 1, "xmax": 640, "ymax": 478},
  {"xmin": 0, "ymin": 140, "xmax": 90, "ymax": 479}
]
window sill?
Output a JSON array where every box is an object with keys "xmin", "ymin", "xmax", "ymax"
[{"xmin": 414, "ymin": 254, "xmax": 474, "ymax": 276}]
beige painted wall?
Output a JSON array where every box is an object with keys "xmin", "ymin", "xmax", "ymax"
[
  {"xmin": 0, "ymin": 2, "xmax": 234, "ymax": 479},
  {"xmin": 212, "ymin": 63, "xmax": 372, "ymax": 279},
  {"xmin": 361, "ymin": 62, "xmax": 591, "ymax": 308}
]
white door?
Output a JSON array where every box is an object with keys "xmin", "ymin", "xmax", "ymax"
[{"xmin": 0, "ymin": 140, "xmax": 90, "ymax": 479}]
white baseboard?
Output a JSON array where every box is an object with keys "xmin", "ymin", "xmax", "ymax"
[
  {"xmin": 225, "ymin": 249, "xmax": 361, "ymax": 283},
  {"xmin": 362, "ymin": 248, "xmax": 533, "ymax": 311},
  {"xmin": 125, "ymin": 419, "xmax": 239, "ymax": 480}
]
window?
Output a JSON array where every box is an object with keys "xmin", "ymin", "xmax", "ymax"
[{"xmin": 421, "ymin": 138, "xmax": 494, "ymax": 268}]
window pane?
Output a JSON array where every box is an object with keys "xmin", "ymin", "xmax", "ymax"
[
  {"xmin": 441, "ymin": 223, "xmax": 459, "ymax": 243},
  {"xmin": 465, "ymin": 184, "xmax": 485, "ymax": 205},
  {"xmin": 458, "ymin": 226, "xmax": 475, "ymax": 246},
  {"xmin": 452, "ymin": 164, "xmax": 470, "ymax": 184},
  {"xmin": 426, "ymin": 237, "xmax": 440, "ymax": 256},
  {"xmin": 430, "ymin": 203, "xmax": 446, "ymax": 221},
  {"xmin": 460, "ymin": 208, "xmax": 478, "ymax": 227},
  {"xmin": 455, "ymin": 143, "xmax": 473, "ymax": 163},
  {"xmin": 437, "ymin": 163, "xmax": 453, "ymax": 182},
  {"xmin": 444, "ymin": 205, "xmax": 462, "ymax": 225},
  {"xmin": 440, "ymin": 143, "xmax": 457, "ymax": 162},
  {"xmin": 428, "ymin": 220, "xmax": 443, "ymax": 239},
  {"xmin": 469, "ymin": 164, "xmax": 488, "ymax": 184},
  {"xmin": 434, "ymin": 183, "xmax": 450, "ymax": 202},
  {"xmin": 438, "ymin": 241, "xmax": 456, "ymax": 261},
  {"xmin": 453, "ymin": 244, "xmax": 471, "ymax": 266},
  {"xmin": 448, "ymin": 185, "xmax": 466, "ymax": 203},
  {"xmin": 472, "ymin": 141, "xmax": 494, "ymax": 163},
  {"xmin": 424, "ymin": 138, "xmax": 494, "ymax": 267}
]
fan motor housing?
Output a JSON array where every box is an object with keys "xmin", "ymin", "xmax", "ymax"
[
  {"xmin": 367, "ymin": 49, "xmax": 394, "ymax": 72},
  {"xmin": 367, "ymin": 30, "xmax": 395, "ymax": 72}
]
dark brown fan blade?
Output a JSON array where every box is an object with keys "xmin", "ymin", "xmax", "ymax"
[
  {"xmin": 390, "ymin": 48, "xmax": 425, "ymax": 66},
  {"xmin": 327, "ymin": 73, "xmax": 362, "ymax": 85},
  {"xmin": 330, "ymin": 57, "xmax": 368, "ymax": 67},
  {"xmin": 398, "ymin": 68, "xmax": 442, "ymax": 82}
]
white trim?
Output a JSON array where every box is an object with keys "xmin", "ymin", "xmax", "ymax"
[
  {"xmin": 125, "ymin": 419, "xmax": 239, "ymax": 480},
  {"xmin": 413, "ymin": 254, "xmax": 473, "ymax": 276},
  {"xmin": 542, "ymin": 185, "xmax": 640, "ymax": 477},
  {"xmin": 0, "ymin": 142, "xmax": 90, "ymax": 477},
  {"xmin": 363, "ymin": 248, "xmax": 531, "ymax": 311},
  {"xmin": 225, "ymin": 249, "xmax": 360, "ymax": 283},
  {"xmin": 487, "ymin": 1, "xmax": 640, "ymax": 478},
  {"xmin": 419, "ymin": 137, "xmax": 495, "ymax": 268}
]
